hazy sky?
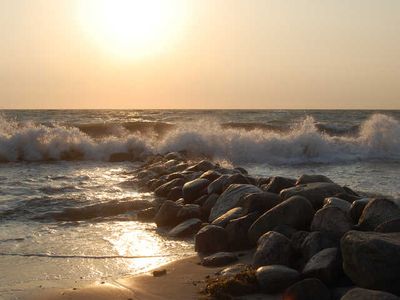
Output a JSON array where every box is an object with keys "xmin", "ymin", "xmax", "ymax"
[{"xmin": 0, "ymin": 0, "xmax": 399, "ymax": 109}]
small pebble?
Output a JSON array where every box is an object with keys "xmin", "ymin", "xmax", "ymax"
[{"xmin": 152, "ymin": 269, "xmax": 167, "ymax": 277}]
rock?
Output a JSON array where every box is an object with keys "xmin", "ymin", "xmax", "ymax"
[
  {"xmin": 226, "ymin": 212, "xmax": 260, "ymax": 250},
  {"xmin": 248, "ymin": 196, "xmax": 315, "ymax": 244},
  {"xmin": 311, "ymin": 206, "xmax": 353, "ymax": 238},
  {"xmin": 200, "ymin": 170, "xmax": 222, "ymax": 181},
  {"xmin": 342, "ymin": 186, "xmax": 360, "ymax": 197},
  {"xmin": 291, "ymin": 231, "xmax": 310, "ymax": 253},
  {"xmin": 165, "ymin": 152, "xmax": 184, "ymax": 160},
  {"xmin": 194, "ymin": 225, "xmax": 228, "ymax": 254},
  {"xmin": 207, "ymin": 175, "xmax": 230, "ymax": 195},
  {"xmin": 296, "ymin": 174, "xmax": 333, "ymax": 185},
  {"xmin": 331, "ymin": 287, "xmax": 354, "ymax": 300},
  {"xmin": 201, "ymin": 252, "xmax": 238, "ymax": 267},
  {"xmin": 280, "ymin": 182, "xmax": 346, "ymax": 210},
  {"xmin": 252, "ymin": 231, "xmax": 292, "ymax": 267},
  {"xmin": 357, "ymin": 198, "xmax": 400, "ymax": 231},
  {"xmin": 136, "ymin": 207, "xmax": 157, "ymax": 221},
  {"xmin": 194, "ymin": 194, "xmax": 209, "ymax": 206},
  {"xmin": 211, "ymin": 207, "xmax": 244, "ymax": 227},
  {"xmin": 176, "ymin": 204, "xmax": 201, "ymax": 221},
  {"xmin": 262, "ymin": 176, "xmax": 296, "ymax": 194},
  {"xmin": 166, "ymin": 186, "xmax": 183, "ymax": 201},
  {"xmin": 341, "ymin": 230, "xmax": 400, "ymax": 295},
  {"xmin": 273, "ymin": 224, "xmax": 297, "ymax": 239},
  {"xmin": 341, "ymin": 288, "xmax": 400, "ymax": 300},
  {"xmin": 219, "ymin": 263, "xmax": 248, "ymax": 277},
  {"xmin": 109, "ymin": 152, "xmax": 134, "ymax": 162},
  {"xmin": 283, "ymin": 278, "xmax": 331, "ymax": 300},
  {"xmin": 149, "ymin": 178, "xmax": 167, "ymax": 191},
  {"xmin": 221, "ymin": 174, "xmax": 252, "ymax": 191},
  {"xmin": 209, "ymin": 184, "xmax": 262, "ymax": 222},
  {"xmin": 323, "ymin": 197, "xmax": 352, "ymax": 212},
  {"xmin": 349, "ymin": 198, "xmax": 371, "ymax": 223},
  {"xmin": 182, "ymin": 178, "xmax": 210, "ymax": 203},
  {"xmin": 163, "ymin": 172, "xmax": 185, "ymax": 181},
  {"xmin": 301, "ymin": 231, "xmax": 339, "ymax": 261},
  {"xmin": 234, "ymin": 167, "xmax": 248, "ymax": 174},
  {"xmin": 201, "ymin": 193, "xmax": 219, "ymax": 219},
  {"xmin": 154, "ymin": 178, "xmax": 185, "ymax": 197},
  {"xmin": 168, "ymin": 218, "xmax": 202, "ymax": 237},
  {"xmin": 152, "ymin": 269, "xmax": 167, "ymax": 277},
  {"xmin": 154, "ymin": 200, "xmax": 182, "ymax": 227},
  {"xmin": 302, "ymin": 247, "xmax": 341, "ymax": 285},
  {"xmin": 186, "ymin": 160, "xmax": 215, "ymax": 172},
  {"xmin": 256, "ymin": 265, "xmax": 300, "ymax": 293},
  {"xmin": 375, "ymin": 218, "xmax": 400, "ymax": 233},
  {"xmin": 238, "ymin": 192, "xmax": 281, "ymax": 215}
]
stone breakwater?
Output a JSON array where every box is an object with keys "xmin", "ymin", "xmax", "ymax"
[{"xmin": 133, "ymin": 151, "xmax": 400, "ymax": 300}]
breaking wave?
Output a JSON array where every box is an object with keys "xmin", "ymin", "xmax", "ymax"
[{"xmin": 0, "ymin": 114, "xmax": 399, "ymax": 164}]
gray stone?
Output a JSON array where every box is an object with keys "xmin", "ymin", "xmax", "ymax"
[
  {"xmin": 207, "ymin": 175, "xmax": 230, "ymax": 195},
  {"xmin": 311, "ymin": 206, "xmax": 353, "ymax": 238},
  {"xmin": 375, "ymin": 218, "xmax": 400, "ymax": 233},
  {"xmin": 176, "ymin": 204, "xmax": 201, "ymax": 221},
  {"xmin": 186, "ymin": 160, "xmax": 215, "ymax": 172},
  {"xmin": 323, "ymin": 197, "xmax": 352, "ymax": 212},
  {"xmin": 296, "ymin": 174, "xmax": 334, "ymax": 185},
  {"xmin": 154, "ymin": 200, "xmax": 182, "ymax": 227},
  {"xmin": 226, "ymin": 212, "xmax": 260, "ymax": 250},
  {"xmin": 182, "ymin": 178, "xmax": 210, "ymax": 203},
  {"xmin": 238, "ymin": 192, "xmax": 281, "ymax": 215},
  {"xmin": 201, "ymin": 193, "xmax": 219, "ymax": 219},
  {"xmin": 341, "ymin": 231, "xmax": 400, "ymax": 295},
  {"xmin": 357, "ymin": 198, "xmax": 400, "ymax": 231},
  {"xmin": 262, "ymin": 176, "xmax": 296, "ymax": 194},
  {"xmin": 200, "ymin": 170, "xmax": 221, "ymax": 181},
  {"xmin": 301, "ymin": 231, "xmax": 339, "ymax": 261},
  {"xmin": 211, "ymin": 207, "xmax": 244, "ymax": 227},
  {"xmin": 256, "ymin": 265, "xmax": 300, "ymax": 293},
  {"xmin": 248, "ymin": 196, "xmax": 315, "ymax": 244},
  {"xmin": 194, "ymin": 225, "xmax": 228, "ymax": 254},
  {"xmin": 154, "ymin": 178, "xmax": 185, "ymax": 197},
  {"xmin": 209, "ymin": 184, "xmax": 262, "ymax": 222},
  {"xmin": 341, "ymin": 288, "xmax": 400, "ymax": 300},
  {"xmin": 283, "ymin": 278, "xmax": 331, "ymax": 300},
  {"xmin": 349, "ymin": 198, "xmax": 371, "ymax": 223},
  {"xmin": 166, "ymin": 186, "xmax": 183, "ymax": 201},
  {"xmin": 252, "ymin": 231, "xmax": 292, "ymax": 267},
  {"xmin": 168, "ymin": 218, "xmax": 202, "ymax": 237},
  {"xmin": 280, "ymin": 182, "xmax": 346, "ymax": 210},
  {"xmin": 201, "ymin": 252, "xmax": 238, "ymax": 267}
]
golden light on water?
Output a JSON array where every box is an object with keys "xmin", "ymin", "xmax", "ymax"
[{"xmin": 78, "ymin": 0, "xmax": 189, "ymax": 60}]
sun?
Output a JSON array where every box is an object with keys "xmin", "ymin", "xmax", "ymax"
[{"xmin": 78, "ymin": 0, "xmax": 188, "ymax": 60}]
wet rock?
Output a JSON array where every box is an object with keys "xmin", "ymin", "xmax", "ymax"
[
  {"xmin": 226, "ymin": 212, "xmax": 260, "ymax": 250},
  {"xmin": 221, "ymin": 174, "xmax": 253, "ymax": 192},
  {"xmin": 154, "ymin": 178, "xmax": 185, "ymax": 197},
  {"xmin": 357, "ymin": 198, "xmax": 400, "ymax": 231},
  {"xmin": 182, "ymin": 178, "xmax": 210, "ymax": 203},
  {"xmin": 200, "ymin": 170, "xmax": 222, "ymax": 182},
  {"xmin": 296, "ymin": 174, "xmax": 333, "ymax": 185},
  {"xmin": 302, "ymin": 247, "xmax": 341, "ymax": 285},
  {"xmin": 283, "ymin": 278, "xmax": 331, "ymax": 300},
  {"xmin": 273, "ymin": 224, "xmax": 297, "ymax": 239},
  {"xmin": 207, "ymin": 175, "xmax": 230, "ymax": 195},
  {"xmin": 262, "ymin": 176, "xmax": 296, "ymax": 194},
  {"xmin": 234, "ymin": 167, "xmax": 248, "ymax": 174},
  {"xmin": 209, "ymin": 184, "xmax": 262, "ymax": 222},
  {"xmin": 168, "ymin": 218, "xmax": 202, "ymax": 237},
  {"xmin": 375, "ymin": 218, "xmax": 400, "ymax": 233},
  {"xmin": 323, "ymin": 197, "xmax": 352, "ymax": 212},
  {"xmin": 201, "ymin": 193, "xmax": 219, "ymax": 219},
  {"xmin": 211, "ymin": 207, "xmax": 244, "ymax": 227},
  {"xmin": 341, "ymin": 230, "xmax": 400, "ymax": 295},
  {"xmin": 186, "ymin": 160, "xmax": 215, "ymax": 172},
  {"xmin": 311, "ymin": 206, "xmax": 353, "ymax": 238},
  {"xmin": 136, "ymin": 207, "xmax": 157, "ymax": 221},
  {"xmin": 252, "ymin": 231, "xmax": 292, "ymax": 267},
  {"xmin": 166, "ymin": 186, "xmax": 183, "ymax": 201},
  {"xmin": 280, "ymin": 182, "xmax": 346, "ymax": 210},
  {"xmin": 290, "ymin": 231, "xmax": 310, "ymax": 253},
  {"xmin": 341, "ymin": 288, "xmax": 400, "ymax": 300},
  {"xmin": 238, "ymin": 192, "xmax": 281, "ymax": 215},
  {"xmin": 301, "ymin": 231, "xmax": 339, "ymax": 261},
  {"xmin": 154, "ymin": 200, "xmax": 182, "ymax": 227},
  {"xmin": 256, "ymin": 265, "xmax": 300, "ymax": 293},
  {"xmin": 176, "ymin": 204, "xmax": 201, "ymax": 221},
  {"xmin": 195, "ymin": 225, "xmax": 229, "ymax": 254},
  {"xmin": 219, "ymin": 263, "xmax": 248, "ymax": 277},
  {"xmin": 248, "ymin": 196, "xmax": 315, "ymax": 244},
  {"xmin": 349, "ymin": 198, "xmax": 370, "ymax": 223},
  {"xmin": 152, "ymin": 269, "xmax": 167, "ymax": 277},
  {"xmin": 201, "ymin": 252, "xmax": 238, "ymax": 267}
]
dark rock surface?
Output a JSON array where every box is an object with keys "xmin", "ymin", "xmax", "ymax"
[
  {"xmin": 283, "ymin": 278, "xmax": 331, "ymax": 300},
  {"xmin": 311, "ymin": 206, "xmax": 353, "ymax": 238},
  {"xmin": 341, "ymin": 288, "xmax": 400, "ymax": 300},
  {"xmin": 168, "ymin": 218, "xmax": 202, "ymax": 237},
  {"xmin": 256, "ymin": 265, "xmax": 300, "ymax": 293},
  {"xmin": 252, "ymin": 231, "xmax": 292, "ymax": 267},
  {"xmin": 194, "ymin": 225, "xmax": 229, "ymax": 254},
  {"xmin": 182, "ymin": 178, "xmax": 210, "ymax": 203},
  {"xmin": 357, "ymin": 198, "xmax": 400, "ymax": 230},
  {"xmin": 201, "ymin": 252, "xmax": 238, "ymax": 267}
]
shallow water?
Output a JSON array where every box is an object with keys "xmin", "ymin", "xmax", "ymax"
[{"xmin": 0, "ymin": 109, "xmax": 399, "ymax": 296}]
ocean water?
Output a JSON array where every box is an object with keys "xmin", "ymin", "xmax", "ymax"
[{"xmin": 0, "ymin": 109, "xmax": 399, "ymax": 297}]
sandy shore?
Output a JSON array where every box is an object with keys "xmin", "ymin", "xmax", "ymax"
[{"xmin": 16, "ymin": 253, "xmax": 280, "ymax": 300}]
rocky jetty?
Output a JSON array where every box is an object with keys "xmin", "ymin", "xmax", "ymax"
[{"xmin": 132, "ymin": 151, "xmax": 400, "ymax": 299}]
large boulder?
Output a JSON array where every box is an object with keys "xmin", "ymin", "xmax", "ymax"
[
  {"xmin": 375, "ymin": 218, "xmax": 400, "ymax": 233},
  {"xmin": 341, "ymin": 288, "xmax": 400, "ymax": 300},
  {"xmin": 194, "ymin": 225, "xmax": 228, "ymax": 254},
  {"xmin": 323, "ymin": 197, "xmax": 351, "ymax": 213},
  {"xmin": 256, "ymin": 265, "xmax": 300, "ymax": 293},
  {"xmin": 341, "ymin": 230, "xmax": 400, "ymax": 295},
  {"xmin": 168, "ymin": 218, "xmax": 202, "ymax": 237},
  {"xmin": 296, "ymin": 174, "xmax": 333, "ymax": 185},
  {"xmin": 186, "ymin": 160, "xmax": 215, "ymax": 172},
  {"xmin": 200, "ymin": 170, "xmax": 221, "ymax": 181},
  {"xmin": 302, "ymin": 247, "xmax": 342, "ymax": 285},
  {"xmin": 301, "ymin": 231, "xmax": 339, "ymax": 261},
  {"xmin": 226, "ymin": 212, "xmax": 260, "ymax": 250},
  {"xmin": 238, "ymin": 192, "xmax": 281, "ymax": 215},
  {"xmin": 310, "ymin": 206, "xmax": 353, "ymax": 238},
  {"xmin": 201, "ymin": 193, "xmax": 219, "ymax": 219},
  {"xmin": 176, "ymin": 204, "xmax": 201, "ymax": 221},
  {"xmin": 209, "ymin": 184, "xmax": 262, "ymax": 222},
  {"xmin": 252, "ymin": 231, "xmax": 292, "ymax": 268},
  {"xmin": 248, "ymin": 196, "xmax": 315, "ymax": 244},
  {"xmin": 154, "ymin": 178, "xmax": 185, "ymax": 197},
  {"xmin": 207, "ymin": 175, "xmax": 230, "ymax": 195},
  {"xmin": 182, "ymin": 178, "xmax": 210, "ymax": 203},
  {"xmin": 154, "ymin": 200, "xmax": 182, "ymax": 227},
  {"xmin": 357, "ymin": 198, "xmax": 400, "ymax": 231},
  {"xmin": 201, "ymin": 252, "xmax": 238, "ymax": 267},
  {"xmin": 280, "ymin": 182, "xmax": 346, "ymax": 210},
  {"xmin": 166, "ymin": 186, "xmax": 183, "ymax": 201},
  {"xmin": 262, "ymin": 176, "xmax": 296, "ymax": 194},
  {"xmin": 211, "ymin": 207, "xmax": 244, "ymax": 227},
  {"xmin": 283, "ymin": 278, "xmax": 331, "ymax": 300},
  {"xmin": 221, "ymin": 173, "xmax": 253, "ymax": 191},
  {"xmin": 349, "ymin": 198, "xmax": 371, "ymax": 223}
]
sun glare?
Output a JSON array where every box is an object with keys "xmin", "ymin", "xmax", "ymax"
[{"xmin": 78, "ymin": 0, "xmax": 188, "ymax": 60}]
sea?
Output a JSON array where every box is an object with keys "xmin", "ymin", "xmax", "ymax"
[{"xmin": 0, "ymin": 109, "xmax": 399, "ymax": 297}]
